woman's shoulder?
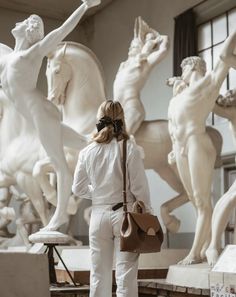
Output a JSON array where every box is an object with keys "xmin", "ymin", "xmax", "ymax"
[{"xmin": 80, "ymin": 141, "xmax": 100, "ymax": 157}]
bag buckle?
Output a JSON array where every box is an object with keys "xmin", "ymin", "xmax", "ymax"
[{"xmin": 147, "ymin": 228, "xmax": 156, "ymax": 236}]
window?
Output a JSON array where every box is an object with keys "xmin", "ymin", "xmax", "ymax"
[{"xmin": 197, "ymin": 7, "xmax": 236, "ymax": 124}]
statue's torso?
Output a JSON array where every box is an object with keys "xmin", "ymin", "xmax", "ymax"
[
  {"xmin": 168, "ymin": 83, "xmax": 216, "ymax": 145},
  {"xmin": 113, "ymin": 59, "xmax": 150, "ymax": 102}
]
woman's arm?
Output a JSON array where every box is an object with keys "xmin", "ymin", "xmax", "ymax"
[{"xmin": 72, "ymin": 152, "xmax": 92, "ymax": 199}]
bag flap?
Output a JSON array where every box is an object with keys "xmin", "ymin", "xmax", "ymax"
[{"xmin": 129, "ymin": 212, "xmax": 161, "ymax": 233}]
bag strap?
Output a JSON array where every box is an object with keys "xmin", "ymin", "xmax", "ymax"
[{"xmin": 122, "ymin": 139, "xmax": 128, "ymax": 213}]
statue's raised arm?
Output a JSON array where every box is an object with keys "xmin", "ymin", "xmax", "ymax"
[
  {"xmin": 35, "ymin": 0, "xmax": 101, "ymax": 56},
  {"xmin": 138, "ymin": 17, "xmax": 169, "ymax": 66},
  {"xmin": 211, "ymin": 29, "xmax": 236, "ymax": 86},
  {"xmin": 219, "ymin": 29, "xmax": 236, "ymax": 69}
]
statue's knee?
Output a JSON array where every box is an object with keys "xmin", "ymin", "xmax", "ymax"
[
  {"xmin": 194, "ymin": 195, "xmax": 211, "ymax": 212},
  {"xmin": 32, "ymin": 162, "xmax": 41, "ymax": 178}
]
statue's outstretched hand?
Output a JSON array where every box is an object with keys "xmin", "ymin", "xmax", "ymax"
[{"xmin": 82, "ymin": 0, "xmax": 101, "ymax": 9}]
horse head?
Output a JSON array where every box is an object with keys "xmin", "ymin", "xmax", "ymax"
[
  {"xmin": 46, "ymin": 42, "xmax": 106, "ymax": 135},
  {"xmin": 47, "ymin": 43, "xmax": 72, "ymax": 106}
]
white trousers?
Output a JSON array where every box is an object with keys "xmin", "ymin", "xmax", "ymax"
[{"xmin": 89, "ymin": 204, "xmax": 139, "ymax": 297}]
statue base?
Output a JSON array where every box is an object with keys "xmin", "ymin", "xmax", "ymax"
[
  {"xmin": 29, "ymin": 231, "xmax": 70, "ymax": 244},
  {"xmin": 166, "ymin": 262, "xmax": 211, "ymax": 289}
]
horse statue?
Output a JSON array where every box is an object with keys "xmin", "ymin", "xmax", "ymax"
[
  {"xmin": 0, "ymin": 89, "xmax": 49, "ymax": 228},
  {"xmin": 45, "ymin": 41, "xmax": 223, "ymax": 233}
]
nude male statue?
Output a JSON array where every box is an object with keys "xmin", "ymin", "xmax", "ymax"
[
  {"xmin": 206, "ymin": 89, "xmax": 236, "ymax": 266},
  {"xmin": 0, "ymin": 0, "xmax": 101, "ymax": 231},
  {"xmin": 168, "ymin": 30, "xmax": 236, "ymax": 265},
  {"xmin": 113, "ymin": 16, "xmax": 169, "ymax": 135}
]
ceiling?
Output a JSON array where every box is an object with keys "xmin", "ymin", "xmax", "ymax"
[{"xmin": 0, "ymin": 0, "xmax": 114, "ymax": 20}]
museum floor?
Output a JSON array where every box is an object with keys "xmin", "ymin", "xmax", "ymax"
[{"xmin": 50, "ymin": 279, "xmax": 210, "ymax": 297}]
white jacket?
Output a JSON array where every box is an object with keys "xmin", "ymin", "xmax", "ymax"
[{"xmin": 72, "ymin": 138, "xmax": 151, "ymax": 208}]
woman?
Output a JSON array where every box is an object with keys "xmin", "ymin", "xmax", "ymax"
[{"xmin": 72, "ymin": 100, "xmax": 152, "ymax": 297}]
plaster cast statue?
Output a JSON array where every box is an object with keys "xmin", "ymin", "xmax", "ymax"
[
  {"xmin": 0, "ymin": 88, "xmax": 49, "ymax": 227},
  {"xmin": 0, "ymin": 0, "xmax": 100, "ymax": 231},
  {"xmin": 206, "ymin": 89, "xmax": 236, "ymax": 266},
  {"xmin": 0, "ymin": 188, "xmax": 13, "ymax": 237},
  {"xmin": 113, "ymin": 16, "xmax": 169, "ymax": 135},
  {"xmin": 45, "ymin": 42, "xmax": 222, "ymax": 234},
  {"xmin": 0, "ymin": 79, "xmax": 86, "ymax": 243},
  {"xmin": 168, "ymin": 30, "xmax": 236, "ymax": 265}
]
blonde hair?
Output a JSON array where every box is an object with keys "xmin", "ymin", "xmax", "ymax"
[{"xmin": 93, "ymin": 100, "xmax": 129, "ymax": 144}]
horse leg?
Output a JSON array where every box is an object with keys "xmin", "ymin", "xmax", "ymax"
[
  {"xmin": 16, "ymin": 172, "xmax": 49, "ymax": 226},
  {"xmin": 157, "ymin": 164, "xmax": 189, "ymax": 233},
  {"xmin": 33, "ymin": 158, "xmax": 57, "ymax": 206}
]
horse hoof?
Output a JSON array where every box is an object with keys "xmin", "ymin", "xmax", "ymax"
[{"xmin": 166, "ymin": 215, "xmax": 180, "ymax": 233}]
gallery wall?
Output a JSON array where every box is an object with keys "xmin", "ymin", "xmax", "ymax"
[{"xmin": 1, "ymin": 0, "xmax": 234, "ymax": 247}]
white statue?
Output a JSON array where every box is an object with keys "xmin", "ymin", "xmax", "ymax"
[
  {"xmin": 0, "ymin": 188, "xmax": 12, "ymax": 237},
  {"xmin": 45, "ymin": 42, "xmax": 222, "ymax": 235},
  {"xmin": 168, "ymin": 30, "xmax": 236, "ymax": 265},
  {"xmin": 0, "ymin": 0, "xmax": 100, "ymax": 231},
  {"xmin": 206, "ymin": 89, "xmax": 236, "ymax": 266},
  {"xmin": 113, "ymin": 16, "xmax": 169, "ymax": 135},
  {"xmin": 0, "ymin": 88, "xmax": 49, "ymax": 227}
]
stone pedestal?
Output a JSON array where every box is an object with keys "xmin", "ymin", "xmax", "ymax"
[
  {"xmin": 56, "ymin": 248, "xmax": 190, "ymax": 284},
  {"xmin": 166, "ymin": 262, "xmax": 211, "ymax": 289}
]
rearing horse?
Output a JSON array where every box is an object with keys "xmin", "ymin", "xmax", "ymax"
[{"xmin": 44, "ymin": 41, "xmax": 222, "ymax": 233}]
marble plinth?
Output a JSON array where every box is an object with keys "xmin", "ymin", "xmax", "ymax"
[
  {"xmin": 29, "ymin": 231, "xmax": 70, "ymax": 244},
  {"xmin": 166, "ymin": 262, "xmax": 211, "ymax": 289}
]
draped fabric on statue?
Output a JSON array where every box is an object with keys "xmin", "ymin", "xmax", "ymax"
[{"xmin": 173, "ymin": 8, "xmax": 197, "ymax": 76}]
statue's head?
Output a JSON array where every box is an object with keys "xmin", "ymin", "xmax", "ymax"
[
  {"xmin": 181, "ymin": 56, "xmax": 206, "ymax": 82},
  {"xmin": 25, "ymin": 15, "xmax": 44, "ymax": 45},
  {"xmin": 128, "ymin": 38, "xmax": 143, "ymax": 57},
  {"xmin": 94, "ymin": 100, "xmax": 129, "ymax": 143},
  {"xmin": 12, "ymin": 15, "xmax": 44, "ymax": 45}
]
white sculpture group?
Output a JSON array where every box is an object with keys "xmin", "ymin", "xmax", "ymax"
[{"xmin": 0, "ymin": 0, "xmax": 235, "ymax": 270}]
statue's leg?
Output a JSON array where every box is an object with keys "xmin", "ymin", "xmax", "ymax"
[
  {"xmin": 158, "ymin": 164, "xmax": 189, "ymax": 233},
  {"xmin": 206, "ymin": 181, "xmax": 236, "ymax": 265},
  {"xmin": 122, "ymin": 98, "xmax": 145, "ymax": 135},
  {"xmin": 180, "ymin": 134, "xmax": 216, "ymax": 265},
  {"xmin": 33, "ymin": 158, "xmax": 57, "ymax": 206},
  {"xmin": 16, "ymin": 172, "xmax": 49, "ymax": 226},
  {"xmin": 33, "ymin": 113, "xmax": 72, "ymax": 231}
]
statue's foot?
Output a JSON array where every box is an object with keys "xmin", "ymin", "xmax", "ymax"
[
  {"xmin": 206, "ymin": 247, "xmax": 219, "ymax": 266},
  {"xmin": 165, "ymin": 215, "xmax": 181, "ymax": 233},
  {"xmin": 178, "ymin": 254, "xmax": 202, "ymax": 265},
  {"xmin": 40, "ymin": 212, "xmax": 68, "ymax": 232}
]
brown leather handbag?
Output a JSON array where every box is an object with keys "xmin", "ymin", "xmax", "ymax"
[{"xmin": 120, "ymin": 139, "xmax": 164, "ymax": 253}]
